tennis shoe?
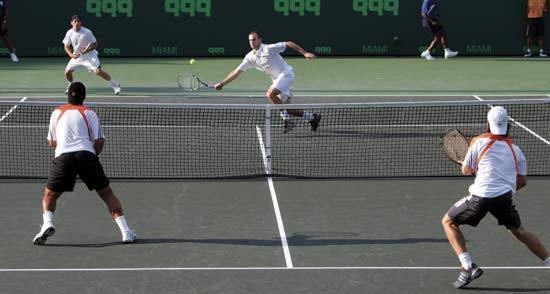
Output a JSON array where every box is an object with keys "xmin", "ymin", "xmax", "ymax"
[
  {"xmin": 540, "ymin": 50, "xmax": 547, "ymax": 57},
  {"xmin": 112, "ymin": 83, "xmax": 121, "ymax": 95},
  {"xmin": 421, "ymin": 50, "xmax": 435, "ymax": 61},
  {"xmin": 283, "ymin": 120, "xmax": 295, "ymax": 134},
  {"xmin": 33, "ymin": 223, "xmax": 55, "ymax": 245},
  {"xmin": 310, "ymin": 113, "xmax": 321, "ymax": 131},
  {"xmin": 524, "ymin": 50, "xmax": 533, "ymax": 57},
  {"xmin": 10, "ymin": 53, "xmax": 19, "ymax": 63},
  {"xmin": 122, "ymin": 230, "xmax": 137, "ymax": 243},
  {"xmin": 444, "ymin": 49, "xmax": 458, "ymax": 59},
  {"xmin": 452, "ymin": 263, "xmax": 483, "ymax": 289}
]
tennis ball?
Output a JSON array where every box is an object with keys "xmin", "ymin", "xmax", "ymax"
[{"xmin": 189, "ymin": 58, "xmax": 196, "ymax": 65}]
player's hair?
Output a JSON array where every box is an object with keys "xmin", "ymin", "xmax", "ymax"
[
  {"xmin": 249, "ymin": 31, "xmax": 262, "ymax": 39},
  {"xmin": 67, "ymin": 82, "xmax": 86, "ymax": 105}
]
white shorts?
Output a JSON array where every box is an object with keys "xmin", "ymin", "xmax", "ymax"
[
  {"xmin": 65, "ymin": 52, "xmax": 101, "ymax": 72},
  {"xmin": 271, "ymin": 71, "xmax": 294, "ymax": 98}
]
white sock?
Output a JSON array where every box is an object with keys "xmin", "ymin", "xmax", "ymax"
[
  {"xmin": 110, "ymin": 80, "xmax": 118, "ymax": 87},
  {"xmin": 115, "ymin": 216, "xmax": 131, "ymax": 233},
  {"xmin": 459, "ymin": 252, "xmax": 472, "ymax": 270},
  {"xmin": 280, "ymin": 110, "xmax": 290, "ymax": 120},
  {"xmin": 303, "ymin": 111, "xmax": 314, "ymax": 121},
  {"xmin": 43, "ymin": 211, "xmax": 54, "ymax": 225},
  {"xmin": 544, "ymin": 257, "xmax": 550, "ymax": 266}
]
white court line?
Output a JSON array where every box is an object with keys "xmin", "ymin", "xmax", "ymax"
[
  {"xmin": 0, "ymin": 97, "xmax": 28, "ymax": 122},
  {"xmin": 0, "ymin": 266, "xmax": 548, "ymax": 272},
  {"xmin": 256, "ymin": 125, "xmax": 293, "ymax": 268},
  {"xmin": 473, "ymin": 95, "xmax": 550, "ymax": 146},
  {"xmin": 0, "ymin": 93, "xmax": 548, "ymax": 99}
]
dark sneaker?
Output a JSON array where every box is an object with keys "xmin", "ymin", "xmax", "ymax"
[
  {"xmin": 283, "ymin": 120, "xmax": 295, "ymax": 134},
  {"xmin": 452, "ymin": 263, "xmax": 483, "ymax": 289},
  {"xmin": 310, "ymin": 114, "xmax": 321, "ymax": 131},
  {"xmin": 33, "ymin": 223, "xmax": 55, "ymax": 245}
]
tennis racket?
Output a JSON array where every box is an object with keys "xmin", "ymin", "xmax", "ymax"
[
  {"xmin": 80, "ymin": 42, "xmax": 94, "ymax": 55},
  {"xmin": 177, "ymin": 73, "xmax": 214, "ymax": 91},
  {"xmin": 440, "ymin": 129, "xmax": 470, "ymax": 165}
]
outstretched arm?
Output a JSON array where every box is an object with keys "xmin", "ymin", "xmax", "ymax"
[
  {"xmin": 214, "ymin": 70, "xmax": 243, "ymax": 90},
  {"xmin": 285, "ymin": 41, "xmax": 316, "ymax": 59}
]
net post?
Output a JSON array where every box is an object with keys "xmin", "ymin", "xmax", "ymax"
[{"xmin": 264, "ymin": 107, "xmax": 272, "ymax": 175}]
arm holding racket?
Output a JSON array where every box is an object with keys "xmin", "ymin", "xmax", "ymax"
[{"xmin": 214, "ymin": 70, "xmax": 243, "ymax": 90}]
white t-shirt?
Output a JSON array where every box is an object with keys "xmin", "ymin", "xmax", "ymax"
[
  {"xmin": 463, "ymin": 134, "xmax": 527, "ymax": 198},
  {"xmin": 62, "ymin": 27, "xmax": 98, "ymax": 60},
  {"xmin": 47, "ymin": 105, "xmax": 104, "ymax": 158},
  {"xmin": 236, "ymin": 43, "xmax": 293, "ymax": 80}
]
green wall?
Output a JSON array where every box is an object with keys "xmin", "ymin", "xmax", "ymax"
[{"xmin": 4, "ymin": 0, "xmax": 533, "ymax": 57}]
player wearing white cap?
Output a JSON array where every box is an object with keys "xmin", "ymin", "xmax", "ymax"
[{"xmin": 442, "ymin": 106, "xmax": 550, "ymax": 289}]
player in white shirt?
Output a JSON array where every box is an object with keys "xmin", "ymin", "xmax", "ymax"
[
  {"xmin": 33, "ymin": 82, "xmax": 136, "ymax": 245},
  {"xmin": 214, "ymin": 31, "xmax": 321, "ymax": 133},
  {"xmin": 442, "ymin": 106, "xmax": 550, "ymax": 289},
  {"xmin": 63, "ymin": 15, "xmax": 121, "ymax": 95}
]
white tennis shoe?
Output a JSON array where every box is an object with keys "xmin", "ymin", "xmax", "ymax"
[
  {"xmin": 113, "ymin": 82, "xmax": 121, "ymax": 95},
  {"xmin": 10, "ymin": 53, "xmax": 19, "ymax": 63},
  {"xmin": 122, "ymin": 230, "xmax": 137, "ymax": 243},
  {"xmin": 421, "ymin": 50, "xmax": 435, "ymax": 61},
  {"xmin": 33, "ymin": 223, "xmax": 55, "ymax": 245},
  {"xmin": 445, "ymin": 49, "xmax": 458, "ymax": 59}
]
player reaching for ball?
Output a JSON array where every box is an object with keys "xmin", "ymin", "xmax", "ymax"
[{"xmin": 213, "ymin": 31, "xmax": 321, "ymax": 134}]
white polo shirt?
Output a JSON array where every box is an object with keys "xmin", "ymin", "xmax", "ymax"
[
  {"xmin": 237, "ymin": 43, "xmax": 293, "ymax": 80},
  {"xmin": 47, "ymin": 104, "xmax": 104, "ymax": 158},
  {"xmin": 463, "ymin": 134, "xmax": 527, "ymax": 198},
  {"xmin": 62, "ymin": 27, "xmax": 98, "ymax": 60}
]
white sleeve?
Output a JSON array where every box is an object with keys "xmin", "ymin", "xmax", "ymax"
[
  {"xmin": 86, "ymin": 110, "xmax": 104, "ymax": 140},
  {"xmin": 236, "ymin": 54, "xmax": 253, "ymax": 72},
  {"xmin": 514, "ymin": 145, "xmax": 527, "ymax": 175},
  {"xmin": 62, "ymin": 30, "xmax": 72, "ymax": 46},
  {"xmin": 462, "ymin": 141, "xmax": 480, "ymax": 170},
  {"xmin": 265, "ymin": 42, "xmax": 286, "ymax": 54},
  {"xmin": 47, "ymin": 110, "xmax": 59, "ymax": 141}
]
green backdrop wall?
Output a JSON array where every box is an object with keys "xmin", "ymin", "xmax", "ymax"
[{"xmin": 3, "ymin": 0, "xmax": 535, "ymax": 57}]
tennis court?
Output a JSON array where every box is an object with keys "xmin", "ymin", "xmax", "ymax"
[{"xmin": 1, "ymin": 57, "xmax": 550, "ymax": 293}]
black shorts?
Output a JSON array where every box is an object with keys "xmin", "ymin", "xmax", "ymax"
[
  {"xmin": 446, "ymin": 191, "xmax": 521, "ymax": 229},
  {"xmin": 526, "ymin": 18, "xmax": 544, "ymax": 38},
  {"xmin": 422, "ymin": 19, "xmax": 445, "ymax": 37},
  {"xmin": 46, "ymin": 151, "xmax": 110, "ymax": 192}
]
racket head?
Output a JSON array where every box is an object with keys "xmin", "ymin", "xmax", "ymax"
[
  {"xmin": 81, "ymin": 43, "xmax": 93, "ymax": 54},
  {"xmin": 440, "ymin": 129, "xmax": 470, "ymax": 165},
  {"xmin": 177, "ymin": 73, "xmax": 201, "ymax": 91}
]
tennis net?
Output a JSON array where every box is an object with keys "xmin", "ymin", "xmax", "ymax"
[{"xmin": 1, "ymin": 99, "xmax": 549, "ymax": 178}]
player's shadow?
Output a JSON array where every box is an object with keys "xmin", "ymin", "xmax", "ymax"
[
  {"xmin": 45, "ymin": 233, "xmax": 448, "ymax": 248},
  {"xmin": 464, "ymin": 287, "xmax": 550, "ymax": 292}
]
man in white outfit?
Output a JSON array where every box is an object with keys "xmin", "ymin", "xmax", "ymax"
[
  {"xmin": 214, "ymin": 31, "xmax": 321, "ymax": 133},
  {"xmin": 63, "ymin": 15, "xmax": 121, "ymax": 95},
  {"xmin": 442, "ymin": 106, "xmax": 550, "ymax": 288},
  {"xmin": 33, "ymin": 82, "xmax": 136, "ymax": 245}
]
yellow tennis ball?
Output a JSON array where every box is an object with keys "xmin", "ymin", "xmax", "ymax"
[{"xmin": 189, "ymin": 58, "xmax": 196, "ymax": 65}]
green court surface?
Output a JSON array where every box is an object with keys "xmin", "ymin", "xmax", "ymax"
[
  {"xmin": 1, "ymin": 57, "xmax": 550, "ymax": 98},
  {"xmin": 1, "ymin": 57, "xmax": 550, "ymax": 294}
]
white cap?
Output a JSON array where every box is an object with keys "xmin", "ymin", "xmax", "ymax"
[{"xmin": 487, "ymin": 106, "xmax": 508, "ymax": 135}]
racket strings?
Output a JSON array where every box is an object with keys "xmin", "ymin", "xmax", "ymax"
[
  {"xmin": 441, "ymin": 130, "xmax": 469, "ymax": 163},
  {"xmin": 179, "ymin": 74, "xmax": 200, "ymax": 91}
]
